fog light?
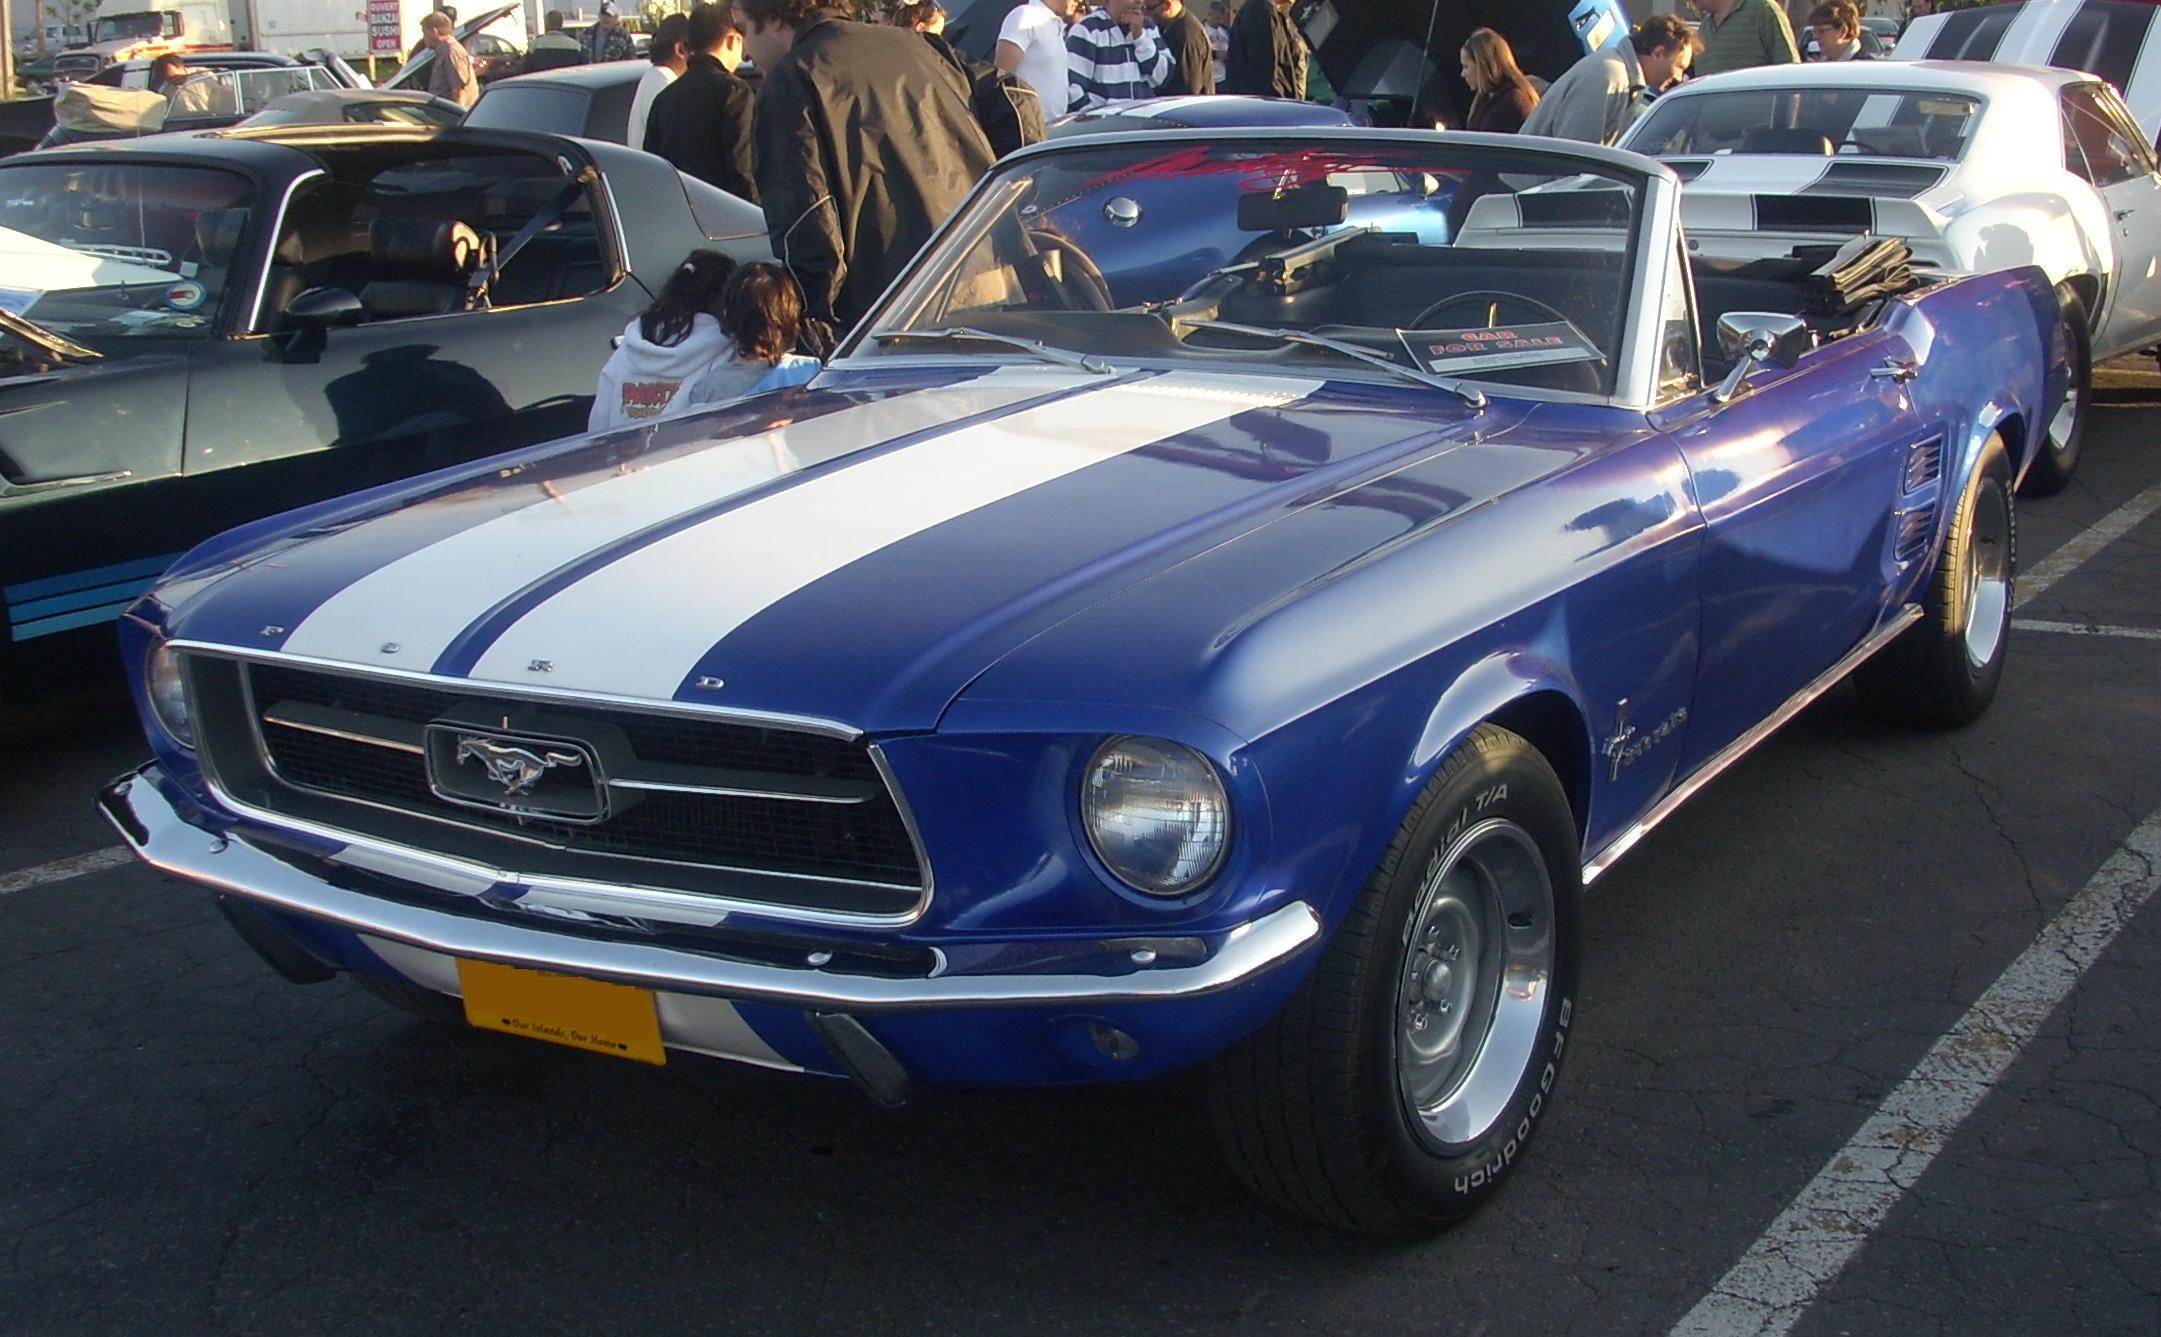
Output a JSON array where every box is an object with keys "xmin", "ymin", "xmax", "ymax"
[{"xmin": 1088, "ymin": 1022, "xmax": 1141, "ymax": 1061}]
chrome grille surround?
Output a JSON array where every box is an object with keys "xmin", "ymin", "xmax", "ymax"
[{"xmin": 174, "ymin": 642, "xmax": 934, "ymax": 927}]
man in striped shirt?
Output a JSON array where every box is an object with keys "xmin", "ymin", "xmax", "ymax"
[{"xmin": 1066, "ymin": 0, "xmax": 1173, "ymax": 113}]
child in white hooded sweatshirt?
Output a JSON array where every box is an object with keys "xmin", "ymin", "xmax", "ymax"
[
  {"xmin": 687, "ymin": 261, "xmax": 820, "ymax": 405},
  {"xmin": 590, "ymin": 250, "xmax": 740, "ymax": 432},
  {"xmin": 589, "ymin": 253, "xmax": 821, "ymax": 432}
]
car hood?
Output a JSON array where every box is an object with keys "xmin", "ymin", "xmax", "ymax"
[{"xmin": 157, "ymin": 365, "xmax": 1584, "ymax": 733}]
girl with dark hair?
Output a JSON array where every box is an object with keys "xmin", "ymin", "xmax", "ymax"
[
  {"xmin": 588, "ymin": 249, "xmax": 741, "ymax": 430},
  {"xmin": 894, "ymin": 1, "xmax": 945, "ymax": 33},
  {"xmin": 1460, "ymin": 28, "xmax": 1539, "ymax": 134},
  {"xmin": 687, "ymin": 261, "xmax": 821, "ymax": 405}
]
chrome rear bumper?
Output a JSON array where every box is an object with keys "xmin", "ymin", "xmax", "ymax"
[{"xmin": 98, "ymin": 764, "xmax": 1323, "ymax": 1013}]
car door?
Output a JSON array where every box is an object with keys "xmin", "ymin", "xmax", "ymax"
[
  {"xmin": 180, "ymin": 158, "xmax": 644, "ymax": 516},
  {"xmin": 1653, "ymin": 301, "xmax": 1928, "ymax": 775},
  {"xmin": 2060, "ymin": 81, "xmax": 2161, "ymax": 356}
]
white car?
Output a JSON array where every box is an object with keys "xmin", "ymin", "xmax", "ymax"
[
  {"xmin": 1895, "ymin": 0, "xmax": 2161, "ymax": 148},
  {"xmin": 1619, "ymin": 59, "xmax": 2161, "ymax": 494}
]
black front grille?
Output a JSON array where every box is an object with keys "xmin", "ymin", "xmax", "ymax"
[
  {"xmin": 53, "ymin": 54, "xmax": 103, "ymax": 80},
  {"xmin": 192, "ymin": 657, "xmax": 925, "ymax": 917}
]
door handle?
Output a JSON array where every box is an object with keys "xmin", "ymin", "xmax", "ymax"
[
  {"xmin": 1871, "ymin": 359, "xmax": 1919, "ymax": 383},
  {"xmin": 2116, "ymin": 208, "xmax": 2136, "ymax": 221}
]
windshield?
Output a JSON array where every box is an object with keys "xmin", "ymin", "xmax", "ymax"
[
  {"xmin": 1630, "ymin": 88, "xmax": 1985, "ymax": 162},
  {"xmin": 859, "ymin": 138, "xmax": 1646, "ymax": 398},
  {"xmin": 0, "ymin": 163, "xmax": 252, "ymax": 348},
  {"xmin": 93, "ymin": 13, "xmax": 163, "ymax": 41}
]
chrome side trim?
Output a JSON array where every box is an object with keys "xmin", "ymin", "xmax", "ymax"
[
  {"xmin": 175, "ymin": 642, "xmax": 865, "ymax": 739},
  {"xmin": 100, "ymin": 768, "xmax": 1320, "ymax": 1011},
  {"xmin": 1581, "ymin": 604, "xmax": 1924, "ymax": 885}
]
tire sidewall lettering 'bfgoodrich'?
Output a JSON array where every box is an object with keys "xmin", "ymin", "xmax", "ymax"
[{"xmin": 1209, "ymin": 724, "xmax": 1582, "ymax": 1236}]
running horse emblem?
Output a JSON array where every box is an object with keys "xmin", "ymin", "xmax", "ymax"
[{"xmin": 454, "ymin": 735, "xmax": 589, "ymax": 796}]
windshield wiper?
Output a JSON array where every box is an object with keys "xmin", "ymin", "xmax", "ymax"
[
  {"xmin": 1181, "ymin": 319, "xmax": 1485, "ymax": 409},
  {"xmin": 870, "ymin": 326, "xmax": 1114, "ymax": 375},
  {"xmin": 0, "ymin": 308, "xmax": 100, "ymax": 365}
]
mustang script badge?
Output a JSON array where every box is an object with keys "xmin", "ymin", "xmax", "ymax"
[{"xmin": 454, "ymin": 735, "xmax": 588, "ymax": 796}]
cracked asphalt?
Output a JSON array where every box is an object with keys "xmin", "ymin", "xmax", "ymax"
[{"xmin": 5, "ymin": 368, "xmax": 2160, "ymax": 1336}]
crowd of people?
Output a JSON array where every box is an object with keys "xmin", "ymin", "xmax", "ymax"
[{"xmin": 409, "ymin": 0, "xmax": 1915, "ymax": 416}]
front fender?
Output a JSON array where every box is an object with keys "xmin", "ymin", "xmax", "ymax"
[{"xmin": 1409, "ymin": 653, "xmax": 1594, "ymax": 837}]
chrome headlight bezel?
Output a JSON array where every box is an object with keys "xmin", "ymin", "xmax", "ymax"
[
  {"xmin": 1079, "ymin": 735, "xmax": 1232, "ymax": 898},
  {"xmin": 145, "ymin": 640, "xmax": 194, "ymax": 749}
]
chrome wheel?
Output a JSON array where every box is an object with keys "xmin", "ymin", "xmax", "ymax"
[
  {"xmin": 1395, "ymin": 817, "xmax": 1556, "ymax": 1150},
  {"xmin": 1962, "ymin": 475, "xmax": 2012, "ymax": 669}
]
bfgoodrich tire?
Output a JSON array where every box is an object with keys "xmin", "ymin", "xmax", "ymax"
[
  {"xmin": 2020, "ymin": 287, "xmax": 2090, "ymax": 498},
  {"xmin": 1207, "ymin": 724, "xmax": 1581, "ymax": 1236},
  {"xmin": 1855, "ymin": 434, "xmax": 2015, "ymax": 728}
]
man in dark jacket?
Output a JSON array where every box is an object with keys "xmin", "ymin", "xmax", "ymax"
[
  {"xmin": 1224, "ymin": 0, "xmax": 1305, "ymax": 99},
  {"xmin": 740, "ymin": 0, "xmax": 994, "ymax": 347},
  {"xmin": 644, "ymin": 2, "xmax": 760, "ymax": 204},
  {"xmin": 1152, "ymin": 0, "xmax": 1214, "ymax": 96}
]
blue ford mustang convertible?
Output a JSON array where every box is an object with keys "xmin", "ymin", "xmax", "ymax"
[{"xmin": 101, "ymin": 128, "xmax": 2067, "ymax": 1234}]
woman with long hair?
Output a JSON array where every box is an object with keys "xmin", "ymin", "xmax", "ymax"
[{"xmin": 1460, "ymin": 27, "xmax": 1539, "ymax": 135}]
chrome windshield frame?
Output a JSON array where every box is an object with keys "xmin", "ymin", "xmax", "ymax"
[{"xmin": 832, "ymin": 127, "xmax": 1681, "ymax": 412}]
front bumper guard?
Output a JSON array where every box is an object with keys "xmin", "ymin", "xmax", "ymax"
[{"xmin": 98, "ymin": 764, "xmax": 1324, "ymax": 1013}]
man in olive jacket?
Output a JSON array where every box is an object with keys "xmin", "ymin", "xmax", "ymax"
[
  {"xmin": 740, "ymin": 0, "xmax": 994, "ymax": 348},
  {"xmin": 1223, "ymin": 0, "xmax": 1305, "ymax": 99}
]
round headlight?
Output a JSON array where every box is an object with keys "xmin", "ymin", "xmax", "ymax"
[
  {"xmin": 1080, "ymin": 736, "xmax": 1230, "ymax": 897},
  {"xmin": 146, "ymin": 641, "xmax": 193, "ymax": 748}
]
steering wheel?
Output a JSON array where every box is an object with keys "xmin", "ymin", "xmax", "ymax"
[
  {"xmin": 1025, "ymin": 228, "xmax": 1114, "ymax": 313},
  {"xmin": 1412, "ymin": 290, "xmax": 1580, "ymax": 337}
]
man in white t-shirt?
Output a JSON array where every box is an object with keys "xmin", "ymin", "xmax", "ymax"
[{"xmin": 994, "ymin": 0, "xmax": 1075, "ymax": 114}]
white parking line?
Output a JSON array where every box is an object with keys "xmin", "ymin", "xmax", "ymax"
[
  {"xmin": 2015, "ymin": 477, "xmax": 2161, "ymax": 610},
  {"xmin": 0, "ymin": 846, "xmax": 135, "ymax": 898},
  {"xmin": 1669, "ymin": 804, "xmax": 2161, "ymax": 1337},
  {"xmin": 2014, "ymin": 618, "xmax": 2161, "ymax": 643}
]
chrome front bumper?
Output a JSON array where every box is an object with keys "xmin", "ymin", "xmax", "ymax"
[{"xmin": 98, "ymin": 764, "xmax": 1323, "ymax": 1013}]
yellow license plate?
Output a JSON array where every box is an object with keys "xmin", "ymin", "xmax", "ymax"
[{"xmin": 456, "ymin": 959, "xmax": 666, "ymax": 1066}]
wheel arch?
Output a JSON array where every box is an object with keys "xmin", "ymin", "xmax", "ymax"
[
  {"xmin": 1406, "ymin": 656, "xmax": 1596, "ymax": 851},
  {"xmin": 2062, "ymin": 273, "xmax": 2103, "ymax": 333},
  {"xmin": 1978, "ymin": 409, "xmax": 2028, "ymax": 494}
]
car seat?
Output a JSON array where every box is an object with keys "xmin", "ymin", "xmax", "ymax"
[{"xmin": 359, "ymin": 218, "xmax": 483, "ymax": 319}]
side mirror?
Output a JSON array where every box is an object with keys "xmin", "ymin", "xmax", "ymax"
[
  {"xmin": 284, "ymin": 286, "xmax": 365, "ymax": 329},
  {"xmin": 1713, "ymin": 312, "xmax": 1813, "ymax": 403}
]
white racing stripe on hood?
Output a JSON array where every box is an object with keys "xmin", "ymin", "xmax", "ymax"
[
  {"xmin": 280, "ymin": 370, "xmax": 1066, "ymax": 669},
  {"xmin": 467, "ymin": 373, "xmax": 1322, "ymax": 701}
]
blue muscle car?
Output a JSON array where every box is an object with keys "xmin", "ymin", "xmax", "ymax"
[{"xmin": 101, "ymin": 128, "xmax": 2066, "ymax": 1235}]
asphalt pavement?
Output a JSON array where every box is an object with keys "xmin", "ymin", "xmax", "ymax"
[{"xmin": 3, "ymin": 367, "xmax": 2159, "ymax": 1336}]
